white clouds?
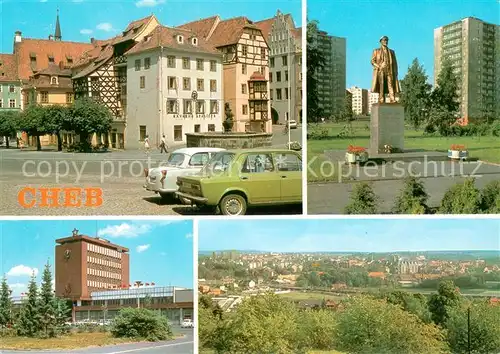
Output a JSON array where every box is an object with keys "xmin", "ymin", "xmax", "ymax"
[
  {"xmin": 96, "ymin": 23, "xmax": 114, "ymax": 32},
  {"xmin": 136, "ymin": 244, "xmax": 150, "ymax": 253},
  {"xmin": 80, "ymin": 29, "xmax": 93, "ymax": 35},
  {"xmin": 98, "ymin": 223, "xmax": 151, "ymax": 238},
  {"xmin": 7, "ymin": 265, "xmax": 39, "ymax": 277},
  {"xmin": 136, "ymin": 0, "xmax": 165, "ymax": 7},
  {"xmin": 8, "ymin": 283, "xmax": 26, "ymax": 289}
]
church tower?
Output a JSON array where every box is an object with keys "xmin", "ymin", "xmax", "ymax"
[{"xmin": 54, "ymin": 9, "xmax": 62, "ymax": 41}]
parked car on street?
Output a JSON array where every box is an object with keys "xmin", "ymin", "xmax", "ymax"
[
  {"xmin": 181, "ymin": 318, "xmax": 194, "ymax": 328},
  {"xmin": 175, "ymin": 149, "xmax": 302, "ymax": 215},
  {"xmin": 143, "ymin": 147, "xmax": 225, "ymax": 202},
  {"xmin": 288, "ymin": 120, "xmax": 297, "ymax": 129}
]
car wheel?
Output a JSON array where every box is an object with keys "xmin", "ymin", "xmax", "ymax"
[
  {"xmin": 219, "ymin": 194, "xmax": 247, "ymax": 216},
  {"xmin": 178, "ymin": 196, "xmax": 192, "ymax": 205}
]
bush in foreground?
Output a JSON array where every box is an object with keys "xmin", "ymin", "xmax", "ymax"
[
  {"xmin": 110, "ymin": 308, "xmax": 172, "ymax": 341},
  {"xmin": 344, "ymin": 182, "xmax": 378, "ymax": 214}
]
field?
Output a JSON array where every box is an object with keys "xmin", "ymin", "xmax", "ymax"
[
  {"xmin": 278, "ymin": 291, "xmax": 346, "ymax": 302},
  {"xmin": 307, "ymin": 120, "xmax": 500, "ymax": 182},
  {"xmin": 0, "ymin": 332, "xmax": 139, "ymax": 350}
]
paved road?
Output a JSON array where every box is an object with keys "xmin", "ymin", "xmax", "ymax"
[
  {"xmin": 0, "ymin": 127, "xmax": 302, "ymax": 215},
  {"xmin": 308, "ymin": 161, "xmax": 500, "ymax": 214},
  {"xmin": 0, "ymin": 330, "xmax": 193, "ymax": 354}
]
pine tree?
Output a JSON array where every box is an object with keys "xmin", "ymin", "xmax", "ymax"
[
  {"xmin": 0, "ymin": 275, "xmax": 13, "ymax": 327},
  {"xmin": 400, "ymin": 58, "xmax": 432, "ymax": 129},
  {"xmin": 39, "ymin": 262, "xmax": 57, "ymax": 337},
  {"xmin": 16, "ymin": 272, "xmax": 41, "ymax": 337},
  {"xmin": 392, "ymin": 176, "xmax": 429, "ymax": 214},
  {"xmin": 344, "ymin": 182, "xmax": 378, "ymax": 214},
  {"xmin": 307, "ymin": 20, "xmax": 326, "ymax": 123}
]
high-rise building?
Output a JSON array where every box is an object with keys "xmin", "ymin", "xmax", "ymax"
[
  {"xmin": 255, "ymin": 10, "xmax": 302, "ymax": 124},
  {"xmin": 368, "ymin": 90, "xmax": 379, "ymax": 114},
  {"xmin": 310, "ymin": 28, "xmax": 346, "ymax": 119},
  {"xmin": 55, "ymin": 229, "xmax": 130, "ymax": 301},
  {"xmin": 348, "ymin": 86, "xmax": 368, "ymax": 115},
  {"xmin": 434, "ymin": 17, "xmax": 499, "ymax": 121}
]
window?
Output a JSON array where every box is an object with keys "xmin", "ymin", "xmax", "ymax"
[
  {"xmin": 208, "ymin": 124, "xmax": 215, "ymax": 132},
  {"xmin": 242, "ymin": 64, "xmax": 247, "ymax": 74},
  {"xmin": 270, "ymin": 89, "xmax": 273, "ymax": 100},
  {"xmin": 285, "ymin": 70, "xmax": 288, "ymax": 81},
  {"xmin": 144, "ymin": 57, "xmax": 151, "ymax": 69},
  {"xmin": 194, "ymin": 124, "xmax": 200, "ymax": 133},
  {"xmin": 282, "ymin": 55, "xmax": 287, "ymax": 66},
  {"xmin": 40, "ymin": 91, "xmax": 49, "ymax": 103},
  {"xmin": 299, "ymin": 73, "xmax": 302, "ymax": 81},
  {"xmin": 210, "ymin": 100, "xmax": 218, "ymax": 114},
  {"xmin": 30, "ymin": 54, "xmax": 36, "ymax": 64},
  {"xmin": 242, "ymin": 45, "xmax": 248, "ymax": 56},
  {"xmin": 168, "ymin": 76, "xmax": 177, "ymax": 89},
  {"xmin": 140, "ymin": 76, "xmax": 146, "ymax": 89},
  {"xmin": 241, "ymin": 153, "xmax": 274, "ymax": 173},
  {"xmin": 9, "ymin": 99, "xmax": 15, "ymax": 108},
  {"xmin": 269, "ymin": 72, "xmax": 273, "ymax": 82},
  {"xmin": 192, "ymin": 37, "xmax": 198, "ymax": 46},
  {"xmin": 276, "ymin": 72, "xmax": 281, "ymax": 82},
  {"xmin": 210, "ymin": 80, "xmax": 217, "ymax": 92},
  {"xmin": 182, "ymin": 57, "xmax": 190, "ymax": 69},
  {"xmin": 242, "ymin": 104, "xmax": 248, "ymax": 115},
  {"xmin": 66, "ymin": 93, "xmax": 73, "ymax": 103},
  {"xmin": 261, "ymin": 47, "xmax": 266, "ymax": 59},
  {"xmin": 210, "ymin": 60, "xmax": 216, "ymax": 72},
  {"xmin": 241, "ymin": 84, "xmax": 247, "ymax": 94},
  {"xmin": 183, "ymin": 99, "xmax": 192, "ymax": 114},
  {"xmin": 174, "ymin": 125, "xmax": 182, "ymax": 141},
  {"xmin": 189, "ymin": 152, "xmax": 210, "ymax": 166},
  {"xmin": 9, "ymin": 85, "xmax": 15, "ymax": 93},
  {"xmin": 183, "ymin": 77, "xmax": 191, "ymax": 90},
  {"xmin": 276, "ymin": 89, "xmax": 282, "ymax": 100},
  {"xmin": 275, "ymin": 153, "xmax": 302, "ymax": 172},
  {"xmin": 167, "ymin": 56, "xmax": 176, "ymax": 68},
  {"xmin": 48, "ymin": 55, "xmax": 54, "ymax": 63},
  {"xmin": 285, "ymin": 88, "xmax": 289, "ymax": 99},
  {"xmin": 139, "ymin": 125, "xmax": 147, "ymax": 141},
  {"xmin": 135, "ymin": 59, "xmax": 141, "ymax": 71},
  {"xmin": 196, "ymin": 59, "xmax": 204, "ymax": 70},
  {"xmin": 260, "ymin": 66, "xmax": 265, "ymax": 75},
  {"xmin": 270, "ymin": 58, "xmax": 274, "ymax": 68},
  {"xmin": 196, "ymin": 100, "xmax": 205, "ymax": 114},
  {"xmin": 197, "ymin": 78, "xmax": 204, "ymax": 91},
  {"xmin": 0, "ymin": 99, "xmax": 3, "ymax": 108},
  {"xmin": 167, "ymin": 99, "xmax": 178, "ymax": 113}
]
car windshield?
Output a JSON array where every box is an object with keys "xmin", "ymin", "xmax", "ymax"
[
  {"xmin": 201, "ymin": 152, "xmax": 236, "ymax": 175},
  {"xmin": 166, "ymin": 153, "xmax": 186, "ymax": 166}
]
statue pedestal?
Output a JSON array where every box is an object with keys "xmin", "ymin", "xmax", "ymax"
[{"xmin": 370, "ymin": 103, "xmax": 404, "ymax": 155}]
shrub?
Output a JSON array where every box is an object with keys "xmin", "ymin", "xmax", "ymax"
[
  {"xmin": 307, "ymin": 125, "xmax": 329, "ymax": 140},
  {"xmin": 480, "ymin": 180, "xmax": 500, "ymax": 213},
  {"xmin": 392, "ymin": 176, "xmax": 429, "ymax": 214},
  {"xmin": 344, "ymin": 182, "xmax": 378, "ymax": 214},
  {"xmin": 110, "ymin": 308, "xmax": 172, "ymax": 341},
  {"xmin": 439, "ymin": 178, "xmax": 481, "ymax": 214}
]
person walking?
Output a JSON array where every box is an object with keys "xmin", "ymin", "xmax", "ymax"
[
  {"xmin": 159, "ymin": 134, "xmax": 168, "ymax": 154},
  {"xmin": 144, "ymin": 135, "xmax": 150, "ymax": 154}
]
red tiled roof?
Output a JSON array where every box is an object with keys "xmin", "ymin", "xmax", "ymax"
[
  {"xmin": 14, "ymin": 38, "xmax": 94, "ymax": 81},
  {"xmin": 249, "ymin": 71, "xmax": 266, "ymax": 81},
  {"xmin": 126, "ymin": 26, "xmax": 220, "ymax": 56},
  {"xmin": 291, "ymin": 27, "xmax": 302, "ymax": 41},
  {"xmin": 0, "ymin": 54, "xmax": 18, "ymax": 82},
  {"xmin": 179, "ymin": 16, "xmax": 262, "ymax": 48},
  {"xmin": 34, "ymin": 63, "xmax": 72, "ymax": 77},
  {"xmin": 114, "ymin": 15, "xmax": 157, "ymax": 44},
  {"xmin": 254, "ymin": 18, "xmax": 274, "ymax": 40},
  {"xmin": 176, "ymin": 16, "xmax": 219, "ymax": 40}
]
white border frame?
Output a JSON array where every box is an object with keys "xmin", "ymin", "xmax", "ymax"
[{"xmin": 301, "ymin": 0, "xmax": 308, "ymax": 215}]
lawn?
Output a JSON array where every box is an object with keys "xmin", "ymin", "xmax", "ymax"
[
  {"xmin": 200, "ymin": 349, "xmax": 343, "ymax": 354},
  {"xmin": 0, "ymin": 332, "xmax": 144, "ymax": 350},
  {"xmin": 307, "ymin": 121, "xmax": 500, "ymax": 182},
  {"xmin": 278, "ymin": 291, "xmax": 346, "ymax": 302}
]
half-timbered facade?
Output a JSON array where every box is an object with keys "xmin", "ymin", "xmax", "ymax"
[
  {"xmin": 178, "ymin": 16, "xmax": 272, "ymax": 133},
  {"xmin": 125, "ymin": 26, "xmax": 223, "ymax": 148},
  {"xmin": 256, "ymin": 11, "xmax": 302, "ymax": 125},
  {"xmin": 72, "ymin": 15, "xmax": 159, "ymax": 148}
]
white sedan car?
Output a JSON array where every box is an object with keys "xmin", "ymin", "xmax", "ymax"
[
  {"xmin": 144, "ymin": 147, "xmax": 225, "ymax": 202},
  {"xmin": 181, "ymin": 318, "xmax": 194, "ymax": 328}
]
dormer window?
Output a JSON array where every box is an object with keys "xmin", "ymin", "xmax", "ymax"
[
  {"xmin": 51, "ymin": 76, "xmax": 58, "ymax": 85},
  {"xmin": 177, "ymin": 35, "xmax": 184, "ymax": 44},
  {"xmin": 48, "ymin": 54, "xmax": 55, "ymax": 63},
  {"xmin": 191, "ymin": 37, "xmax": 198, "ymax": 46}
]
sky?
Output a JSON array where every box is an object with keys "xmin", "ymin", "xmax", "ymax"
[
  {"xmin": 0, "ymin": 0, "xmax": 301, "ymax": 53},
  {"xmin": 199, "ymin": 218, "xmax": 500, "ymax": 253},
  {"xmin": 307, "ymin": 0, "xmax": 499, "ymax": 88},
  {"xmin": 0, "ymin": 219, "xmax": 193, "ymax": 296}
]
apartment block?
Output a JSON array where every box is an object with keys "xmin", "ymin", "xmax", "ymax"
[
  {"xmin": 434, "ymin": 17, "xmax": 499, "ymax": 121},
  {"xmin": 348, "ymin": 86, "xmax": 368, "ymax": 115}
]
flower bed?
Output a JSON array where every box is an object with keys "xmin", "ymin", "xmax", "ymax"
[
  {"xmin": 448, "ymin": 144, "xmax": 468, "ymax": 160},
  {"xmin": 346, "ymin": 145, "xmax": 368, "ymax": 163}
]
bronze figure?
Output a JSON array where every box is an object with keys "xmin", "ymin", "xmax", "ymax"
[{"xmin": 371, "ymin": 36, "xmax": 400, "ymax": 103}]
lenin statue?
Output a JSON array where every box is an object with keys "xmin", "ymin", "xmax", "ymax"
[{"xmin": 371, "ymin": 36, "xmax": 400, "ymax": 103}]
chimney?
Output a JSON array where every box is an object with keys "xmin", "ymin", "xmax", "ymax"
[
  {"xmin": 49, "ymin": 34, "xmax": 53, "ymax": 40},
  {"xmin": 90, "ymin": 37, "xmax": 95, "ymax": 44},
  {"xmin": 14, "ymin": 31, "xmax": 22, "ymax": 43}
]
